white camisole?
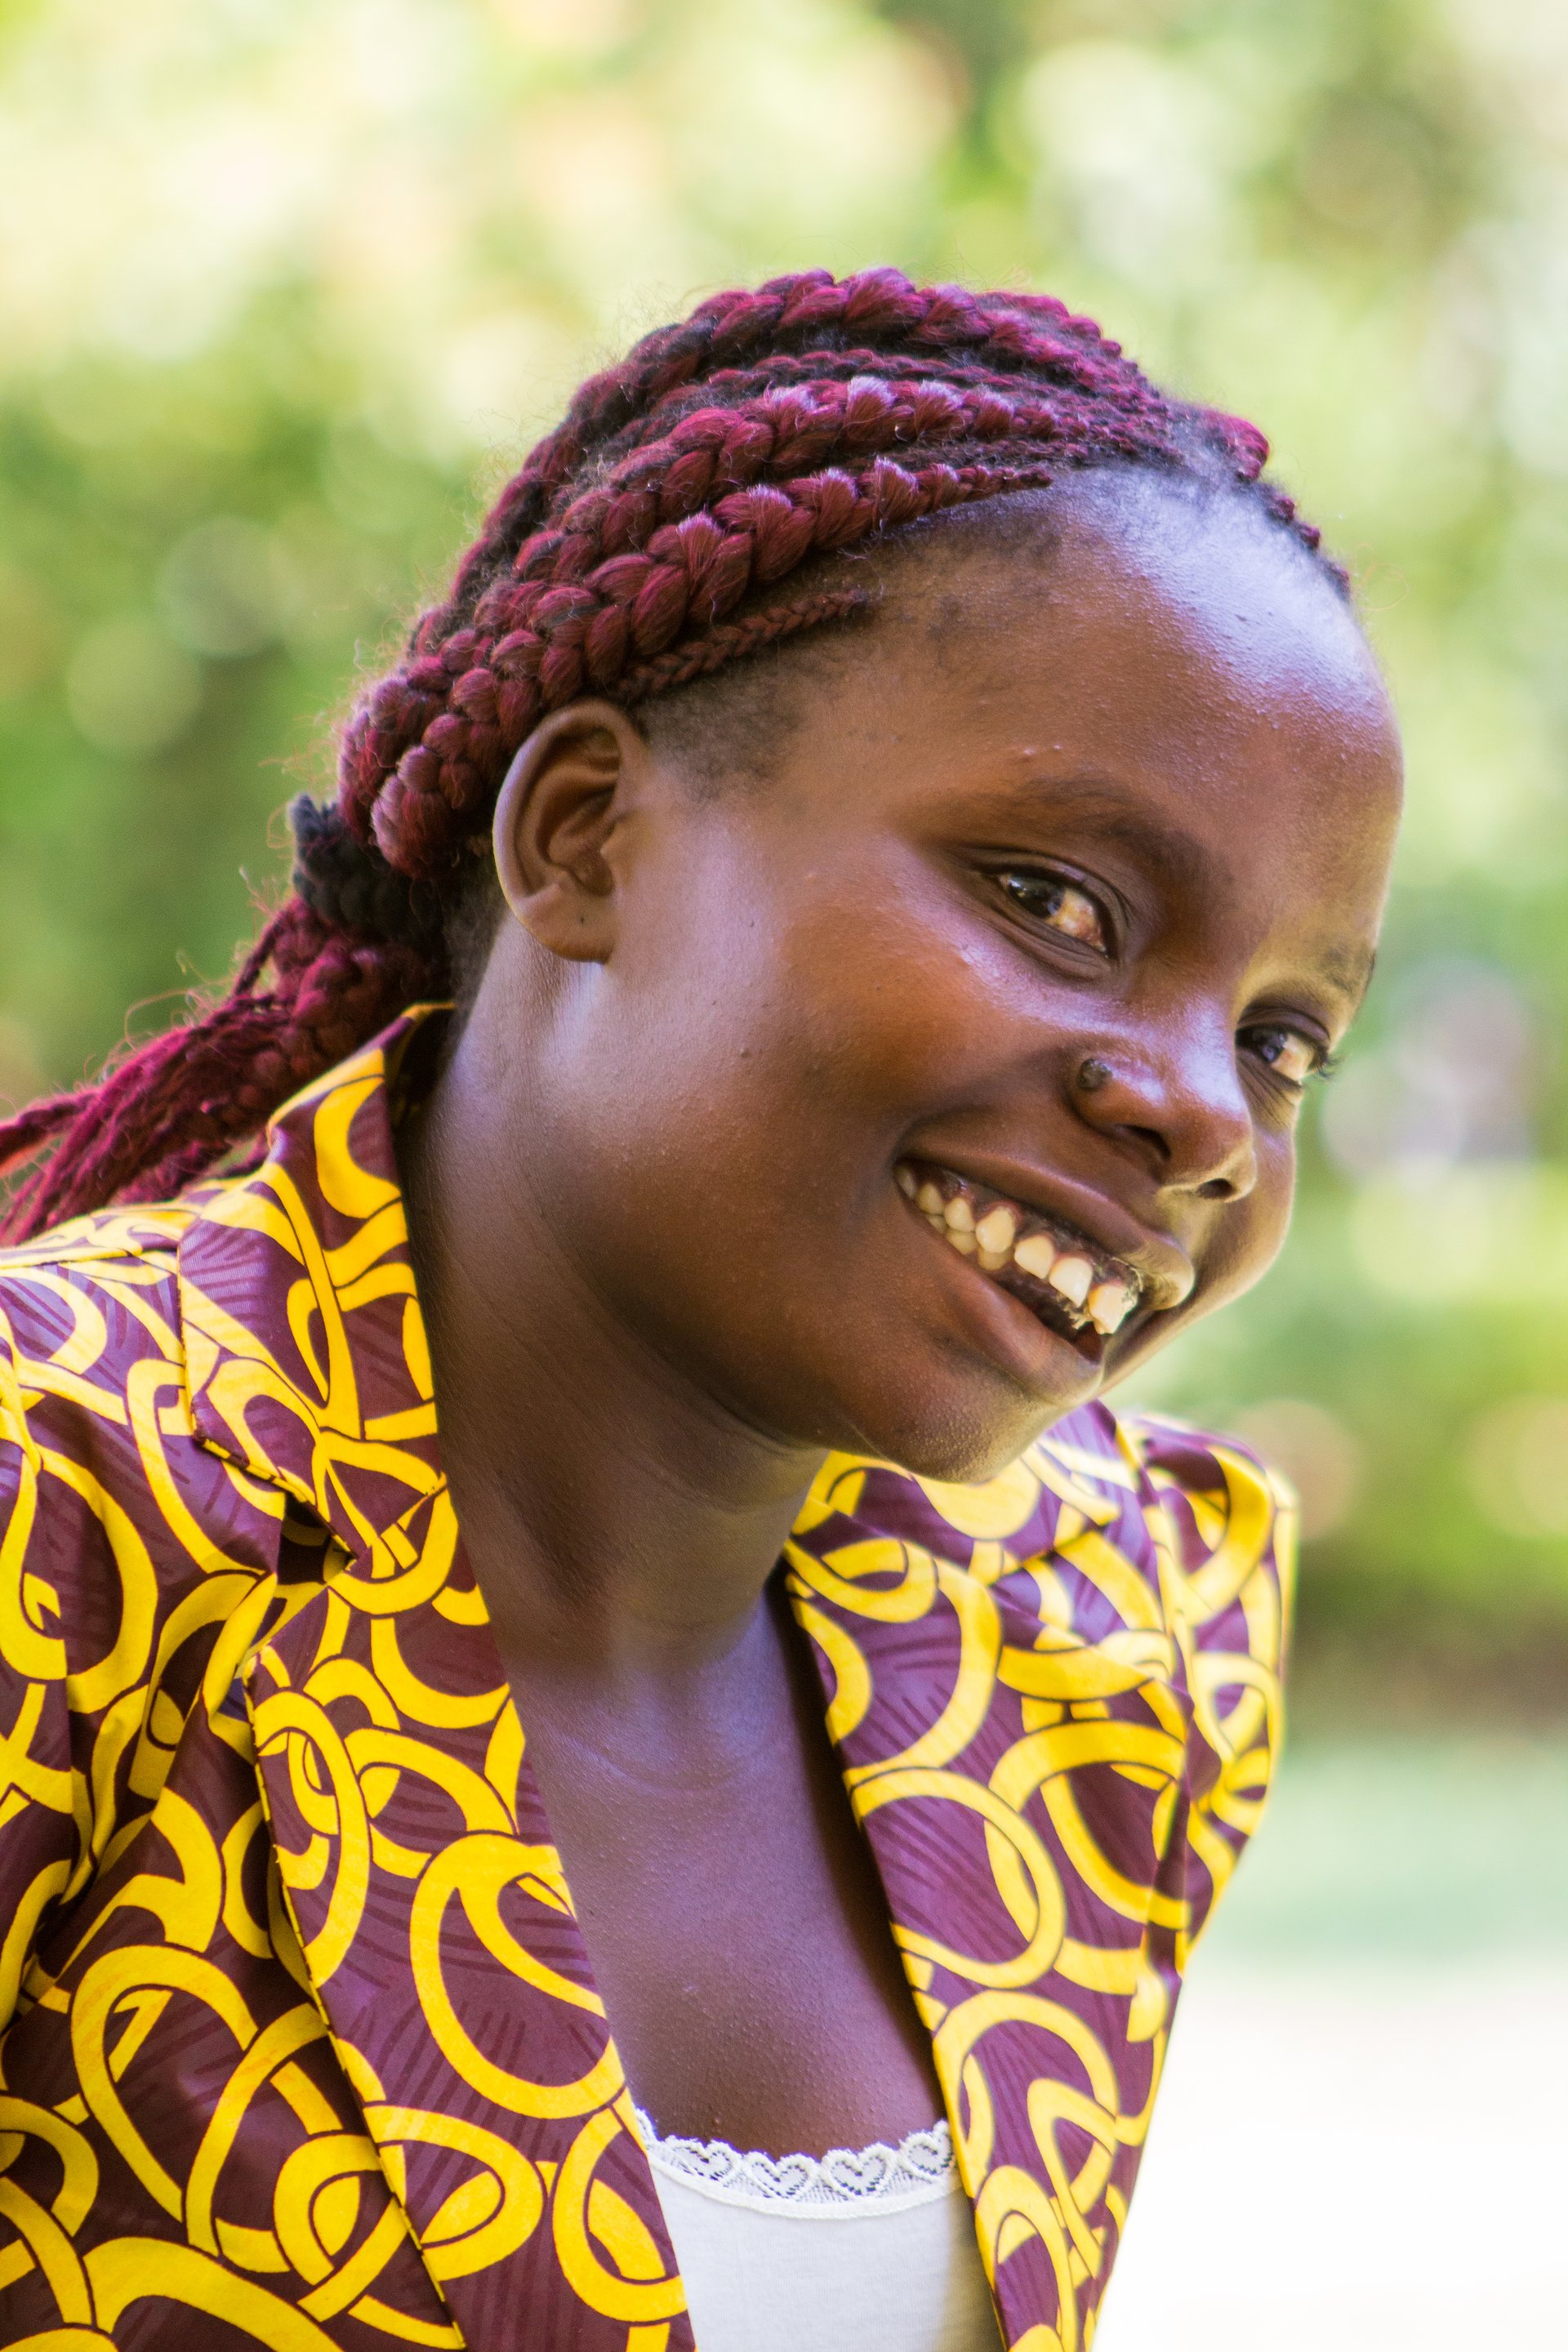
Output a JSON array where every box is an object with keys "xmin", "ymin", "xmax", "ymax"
[{"xmin": 636, "ymin": 2111, "xmax": 1000, "ymax": 2352}]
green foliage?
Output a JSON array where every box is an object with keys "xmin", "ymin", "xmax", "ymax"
[{"xmin": 2, "ymin": 0, "xmax": 1567, "ymax": 1686}]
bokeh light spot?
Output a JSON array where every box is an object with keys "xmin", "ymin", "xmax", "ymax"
[
  {"xmin": 65, "ymin": 617, "xmax": 202, "ymax": 756},
  {"xmin": 1466, "ymin": 1396, "xmax": 1568, "ymax": 1538}
]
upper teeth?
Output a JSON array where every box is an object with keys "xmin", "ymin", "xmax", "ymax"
[
  {"xmin": 899, "ymin": 1161, "xmax": 1139, "ymax": 1335},
  {"xmin": 1088, "ymin": 1278, "xmax": 1134, "ymax": 1331},
  {"xmin": 974, "ymin": 1206, "xmax": 1016, "ymax": 1254},
  {"xmin": 1013, "ymin": 1233, "xmax": 1055, "ymax": 1282},
  {"xmin": 1048, "ymin": 1254, "xmax": 1093, "ymax": 1308}
]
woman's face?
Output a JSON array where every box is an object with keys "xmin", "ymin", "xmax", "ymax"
[{"xmin": 486, "ymin": 479, "xmax": 1403, "ymax": 1481}]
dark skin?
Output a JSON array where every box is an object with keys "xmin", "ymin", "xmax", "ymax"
[{"xmin": 399, "ymin": 474, "xmax": 1403, "ymax": 2156}]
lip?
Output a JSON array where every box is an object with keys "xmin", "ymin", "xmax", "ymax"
[
  {"xmin": 902, "ymin": 1187, "xmax": 1108, "ymax": 1376},
  {"xmin": 898, "ymin": 1147, "xmax": 1196, "ymax": 1319}
]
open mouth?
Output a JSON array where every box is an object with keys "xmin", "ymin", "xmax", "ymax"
[{"xmin": 896, "ymin": 1156, "xmax": 1143, "ymax": 1349}]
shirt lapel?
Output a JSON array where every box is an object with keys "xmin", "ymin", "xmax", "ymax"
[
  {"xmin": 785, "ymin": 1429, "xmax": 1194, "ymax": 2352},
  {"xmin": 179, "ymin": 1016, "xmax": 691, "ymax": 2352}
]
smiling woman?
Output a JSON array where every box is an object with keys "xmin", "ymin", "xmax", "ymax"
[{"xmin": 0, "ymin": 270, "xmax": 1401, "ymax": 2352}]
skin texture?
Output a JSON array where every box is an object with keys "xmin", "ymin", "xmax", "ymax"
[{"xmin": 399, "ymin": 475, "xmax": 1403, "ymax": 2154}]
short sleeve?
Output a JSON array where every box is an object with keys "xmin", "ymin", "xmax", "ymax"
[{"xmin": 1124, "ymin": 1410, "xmax": 1298, "ymax": 1948}]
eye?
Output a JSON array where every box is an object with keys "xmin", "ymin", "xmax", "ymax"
[
  {"xmin": 997, "ymin": 870, "xmax": 1108, "ymax": 951},
  {"xmin": 1243, "ymin": 1022, "xmax": 1325, "ymax": 1087}
]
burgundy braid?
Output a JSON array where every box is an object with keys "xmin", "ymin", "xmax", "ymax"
[{"xmin": 0, "ymin": 267, "xmax": 1338, "ymax": 1242}]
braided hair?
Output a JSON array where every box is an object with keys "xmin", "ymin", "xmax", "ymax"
[{"xmin": 0, "ymin": 267, "xmax": 1336, "ymax": 1241}]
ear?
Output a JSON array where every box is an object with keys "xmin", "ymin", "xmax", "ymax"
[{"xmin": 491, "ymin": 701, "xmax": 649, "ymax": 964}]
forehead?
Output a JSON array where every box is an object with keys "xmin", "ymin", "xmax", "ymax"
[
  {"xmin": 835, "ymin": 479, "xmax": 1399, "ymax": 831},
  {"xmin": 911, "ymin": 476, "xmax": 1383, "ymax": 727},
  {"xmin": 759, "ymin": 477, "xmax": 1402, "ymax": 978}
]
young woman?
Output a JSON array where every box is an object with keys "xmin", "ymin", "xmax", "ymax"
[{"xmin": 0, "ymin": 270, "xmax": 1401, "ymax": 2352}]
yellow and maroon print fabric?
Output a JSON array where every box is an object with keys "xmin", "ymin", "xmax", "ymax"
[{"xmin": 0, "ymin": 1014, "xmax": 1292, "ymax": 2352}]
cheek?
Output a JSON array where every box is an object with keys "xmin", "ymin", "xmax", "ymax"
[
  {"xmin": 614, "ymin": 862, "xmax": 1022, "ymax": 1169},
  {"xmin": 1203, "ymin": 1130, "xmax": 1298, "ymax": 1305},
  {"xmin": 764, "ymin": 870, "xmax": 1051, "ymax": 1138},
  {"xmin": 537, "ymin": 866, "xmax": 1030, "ymax": 1328}
]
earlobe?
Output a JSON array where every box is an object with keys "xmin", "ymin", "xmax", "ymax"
[{"xmin": 491, "ymin": 701, "xmax": 645, "ymax": 964}]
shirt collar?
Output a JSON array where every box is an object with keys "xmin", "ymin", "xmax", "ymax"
[{"xmin": 176, "ymin": 1007, "xmax": 448, "ymax": 1575}]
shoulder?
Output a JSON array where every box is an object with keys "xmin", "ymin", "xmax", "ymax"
[
  {"xmin": 0, "ymin": 1200, "xmax": 195, "ymax": 1458},
  {"xmin": 1119, "ymin": 1405, "xmax": 1288, "ymax": 1520},
  {"xmin": 0, "ymin": 1196, "xmax": 194, "ymax": 1307},
  {"xmin": 0, "ymin": 1202, "xmax": 194, "ymax": 1281},
  {"xmin": 791, "ymin": 1400, "xmax": 1294, "ymax": 1626},
  {"xmin": 0, "ymin": 1192, "xmax": 287, "ymax": 1644},
  {"xmin": 1118, "ymin": 1406, "xmax": 1297, "ymax": 1646},
  {"xmin": 0, "ymin": 1197, "xmax": 300, "ymax": 1977},
  {"xmin": 787, "ymin": 1402, "xmax": 1295, "ymax": 1794}
]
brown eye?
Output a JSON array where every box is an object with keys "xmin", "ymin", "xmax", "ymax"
[
  {"xmin": 1000, "ymin": 871, "xmax": 1107, "ymax": 950},
  {"xmin": 1247, "ymin": 1025, "xmax": 1320, "ymax": 1085}
]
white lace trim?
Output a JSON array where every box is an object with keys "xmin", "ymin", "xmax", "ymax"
[{"xmin": 634, "ymin": 2108, "xmax": 957, "ymax": 2216}]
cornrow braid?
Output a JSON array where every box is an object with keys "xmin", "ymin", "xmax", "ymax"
[{"xmin": 0, "ymin": 266, "xmax": 1342, "ymax": 1241}]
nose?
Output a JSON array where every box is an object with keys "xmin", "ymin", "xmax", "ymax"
[{"xmin": 1070, "ymin": 1026, "xmax": 1258, "ymax": 1201}]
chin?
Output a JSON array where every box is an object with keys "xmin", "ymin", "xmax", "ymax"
[{"xmin": 837, "ymin": 1368, "xmax": 1093, "ymax": 1486}]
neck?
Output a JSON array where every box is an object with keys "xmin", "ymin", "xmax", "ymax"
[{"xmin": 399, "ymin": 1024, "xmax": 823, "ymax": 1700}]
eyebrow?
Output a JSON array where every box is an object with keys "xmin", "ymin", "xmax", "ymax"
[
  {"xmin": 984, "ymin": 777, "xmax": 1214, "ymax": 896},
  {"xmin": 1316, "ymin": 941, "xmax": 1378, "ymax": 1009}
]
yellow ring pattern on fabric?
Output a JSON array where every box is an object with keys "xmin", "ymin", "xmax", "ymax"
[{"xmin": 0, "ymin": 1024, "xmax": 1289, "ymax": 2351}]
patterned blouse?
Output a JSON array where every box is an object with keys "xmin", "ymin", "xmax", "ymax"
[{"xmin": 0, "ymin": 1010, "xmax": 1291, "ymax": 2352}]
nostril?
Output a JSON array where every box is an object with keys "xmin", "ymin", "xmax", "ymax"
[{"xmin": 1197, "ymin": 1177, "xmax": 1233, "ymax": 1201}]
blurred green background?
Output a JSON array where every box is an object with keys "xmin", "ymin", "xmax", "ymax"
[{"xmin": 3, "ymin": 0, "xmax": 1568, "ymax": 1717}]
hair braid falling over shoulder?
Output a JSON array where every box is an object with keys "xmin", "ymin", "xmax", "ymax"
[{"xmin": 0, "ymin": 266, "xmax": 1342, "ymax": 1241}]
